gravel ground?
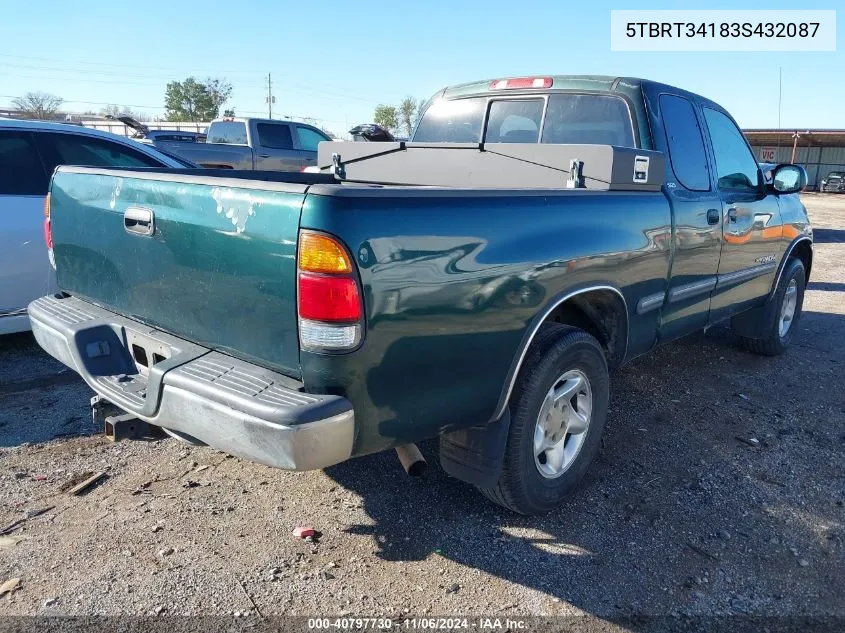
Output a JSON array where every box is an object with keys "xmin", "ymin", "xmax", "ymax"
[{"xmin": 0, "ymin": 194, "xmax": 842, "ymax": 621}]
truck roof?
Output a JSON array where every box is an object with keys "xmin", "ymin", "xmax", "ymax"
[{"xmin": 438, "ymin": 75, "xmax": 711, "ymax": 106}]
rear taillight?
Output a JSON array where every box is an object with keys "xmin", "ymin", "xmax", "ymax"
[
  {"xmin": 43, "ymin": 193, "xmax": 54, "ymax": 251},
  {"xmin": 297, "ymin": 230, "xmax": 362, "ymax": 351}
]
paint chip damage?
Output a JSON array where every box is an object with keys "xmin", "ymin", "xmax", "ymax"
[{"xmin": 211, "ymin": 187, "xmax": 257, "ymax": 234}]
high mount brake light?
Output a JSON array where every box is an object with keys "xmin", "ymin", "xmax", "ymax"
[
  {"xmin": 297, "ymin": 231, "xmax": 362, "ymax": 351},
  {"xmin": 489, "ymin": 77, "xmax": 553, "ymax": 90}
]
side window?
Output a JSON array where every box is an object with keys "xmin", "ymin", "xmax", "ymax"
[
  {"xmin": 659, "ymin": 95, "xmax": 710, "ymax": 191},
  {"xmin": 0, "ymin": 131, "xmax": 48, "ymax": 196},
  {"xmin": 206, "ymin": 121, "xmax": 247, "ymax": 144},
  {"xmin": 296, "ymin": 126, "xmax": 329, "ymax": 152},
  {"xmin": 702, "ymin": 108, "xmax": 760, "ymax": 193},
  {"xmin": 485, "ymin": 100, "xmax": 543, "ymax": 143},
  {"xmin": 256, "ymin": 123, "xmax": 293, "ymax": 150},
  {"xmin": 35, "ymin": 133, "xmax": 162, "ymax": 173},
  {"xmin": 541, "ymin": 94, "xmax": 635, "ymax": 147}
]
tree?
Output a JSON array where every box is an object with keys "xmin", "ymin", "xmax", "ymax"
[
  {"xmin": 373, "ymin": 104, "xmax": 399, "ymax": 134},
  {"xmin": 223, "ymin": 108, "xmax": 235, "ymax": 118},
  {"xmin": 399, "ymin": 96, "xmax": 418, "ymax": 137},
  {"xmin": 12, "ymin": 91, "xmax": 63, "ymax": 120},
  {"xmin": 164, "ymin": 77, "xmax": 231, "ymax": 122},
  {"xmin": 100, "ymin": 104, "xmax": 140, "ymax": 119},
  {"xmin": 204, "ymin": 77, "xmax": 232, "ymax": 115}
]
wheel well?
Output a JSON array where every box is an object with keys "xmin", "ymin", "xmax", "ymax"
[
  {"xmin": 545, "ymin": 289, "xmax": 628, "ymax": 368},
  {"xmin": 790, "ymin": 240, "xmax": 813, "ymax": 283}
]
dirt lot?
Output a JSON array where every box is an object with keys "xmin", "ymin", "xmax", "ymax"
[{"xmin": 0, "ymin": 194, "xmax": 842, "ymax": 623}]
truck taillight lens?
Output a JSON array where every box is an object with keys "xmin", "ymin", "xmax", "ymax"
[
  {"xmin": 298, "ymin": 274, "xmax": 361, "ymax": 321},
  {"xmin": 43, "ymin": 193, "xmax": 54, "ymax": 250},
  {"xmin": 297, "ymin": 231, "xmax": 362, "ymax": 351},
  {"xmin": 299, "ymin": 232, "xmax": 352, "ymax": 273}
]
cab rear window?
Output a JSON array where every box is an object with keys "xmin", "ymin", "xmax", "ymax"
[
  {"xmin": 414, "ymin": 93, "xmax": 635, "ymax": 147},
  {"xmin": 207, "ymin": 121, "xmax": 248, "ymax": 145}
]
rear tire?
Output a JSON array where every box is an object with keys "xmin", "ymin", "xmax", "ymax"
[
  {"xmin": 736, "ymin": 258, "xmax": 805, "ymax": 356},
  {"xmin": 479, "ymin": 324, "xmax": 609, "ymax": 515}
]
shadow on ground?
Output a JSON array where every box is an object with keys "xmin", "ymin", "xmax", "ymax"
[
  {"xmin": 812, "ymin": 228, "xmax": 845, "ymax": 244},
  {"xmin": 0, "ymin": 332, "xmax": 93, "ymax": 447},
  {"xmin": 325, "ymin": 311, "xmax": 845, "ymax": 622}
]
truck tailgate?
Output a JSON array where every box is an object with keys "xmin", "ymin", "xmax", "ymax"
[{"xmin": 49, "ymin": 167, "xmax": 305, "ymax": 377}]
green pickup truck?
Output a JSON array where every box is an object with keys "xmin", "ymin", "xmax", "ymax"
[{"xmin": 29, "ymin": 76, "xmax": 813, "ymax": 515}]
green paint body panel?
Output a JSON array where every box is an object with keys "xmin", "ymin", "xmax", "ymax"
[
  {"xmin": 299, "ymin": 189, "xmax": 671, "ymax": 456},
  {"xmin": 45, "ymin": 76, "xmax": 812, "ymax": 461},
  {"xmin": 50, "ymin": 170, "xmax": 304, "ymax": 376}
]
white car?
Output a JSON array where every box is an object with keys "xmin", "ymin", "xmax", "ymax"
[{"xmin": 0, "ymin": 118, "xmax": 186, "ymax": 334}]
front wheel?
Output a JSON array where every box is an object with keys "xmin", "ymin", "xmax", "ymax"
[{"xmin": 480, "ymin": 324, "xmax": 609, "ymax": 515}]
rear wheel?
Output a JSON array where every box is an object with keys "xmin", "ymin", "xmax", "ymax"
[
  {"xmin": 736, "ymin": 258, "xmax": 805, "ymax": 356},
  {"xmin": 480, "ymin": 324, "xmax": 609, "ymax": 515}
]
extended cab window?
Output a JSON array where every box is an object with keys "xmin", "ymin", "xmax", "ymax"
[
  {"xmin": 0, "ymin": 131, "xmax": 48, "ymax": 195},
  {"xmin": 703, "ymin": 108, "xmax": 760, "ymax": 192},
  {"xmin": 296, "ymin": 126, "xmax": 329, "ymax": 152},
  {"xmin": 485, "ymin": 100, "xmax": 543, "ymax": 143},
  {"xmin": 659, "ymin": 94, "xmax": 710, "ymax": 191},
  {"xmin": 207, "ymin": 121, "xmax": 248, "ymax": 145},
  {"xmin": 413, "ymin": 98, "xmax": 486, "ymax": 143},
  {"xmin": 34, "ymin": 133, "xmax": 161, "ymax": 172},
  {"xmin": 257, "ymin": 123, "xmax": 293, "ymax": 150},
  {"xmin": 541, "ymin": 94, "xmax": 634, "ymax": 147}
]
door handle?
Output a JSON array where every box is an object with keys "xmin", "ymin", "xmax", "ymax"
[
  {"xmin": 124, "ymin": 207, "xmax": 154, "ymax": 236},
  {"xmin": 258, "ymin": 153, "xmax": 270, "ymax": 158},
  {"xmin": 706, "ymin": 209, "xmax": 720, "ymax": 225},
  {"xmin": 728, "ymin": 208, "xmax": 738, "ymax": 223}
]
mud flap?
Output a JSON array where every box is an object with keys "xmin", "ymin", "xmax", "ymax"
[
  {"xmin": 730, "ymin": 294, "xmax": 779, "ymax": 339},
  {"xmin": 438, "ymin": 411, "xmax": 510, "ymax": 487}
]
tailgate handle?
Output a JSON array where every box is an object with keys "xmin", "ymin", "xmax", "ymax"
[{"xmin": 124, "ymin": 207, "xmax": 154, "ymax": 236}]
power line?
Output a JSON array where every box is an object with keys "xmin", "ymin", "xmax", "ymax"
[
  {"xmin": 0, "ymin": 62, "xmax": 263, "ymax": 83},
  {"xmin": 0, "ymin": 94, "xmax": 349, "ymax": 126},
  {"xmin": 0, "ymin": 52, "xmax": 270, "ymax": 75},
  {"xmin": 0, "ymin": 69, "xmax": 379, "ymax": 106}
]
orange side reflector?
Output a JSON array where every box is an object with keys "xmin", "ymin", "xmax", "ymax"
[
  {"xmin": 44, "ymin": 192, "xmax": 51, "ymax": 218},
  {"xmin": 298, "ymin": 231, "xmax": 352, "ymax": 274}
]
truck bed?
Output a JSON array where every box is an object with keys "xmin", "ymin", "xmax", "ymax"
[{"xmin": 45, "ymin": 164, "xmax": 672, "ymax": 455}]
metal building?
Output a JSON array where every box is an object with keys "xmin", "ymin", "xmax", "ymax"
[{"xmin": 744, "ymin": 129, "xmax": 845, "ymax": 191}]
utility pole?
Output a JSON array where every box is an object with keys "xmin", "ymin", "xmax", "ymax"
[
  {"xmin": 777, "ymin": 66, "xmax": 782, "ymax": 151},
  {"xmin": 266, "ymin": 73, "xmax": 275, "ymax": 119}
]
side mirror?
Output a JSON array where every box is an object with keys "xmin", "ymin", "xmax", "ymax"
[{"xmin": 770, "ymin": 164, "xmax": 807, "ymax": 194}]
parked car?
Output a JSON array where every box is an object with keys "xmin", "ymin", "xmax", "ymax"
[
  {"xmin": 167, "ymin": 117, "xmax": 331, "ymax": 171},
  {"xmin": 820, "ymin": 171, "xmax": 845, "ymax": 193},
  {"xmin": 0, "ymin": 118, "xmax": 185, "ymax": 334},
  {"xmin": 29, "ymin": 76, "xmax": 812, "ymax": 514},
  {"xmin": 106, "ymin": 116, "xmax": 207, "ymax": 148}
]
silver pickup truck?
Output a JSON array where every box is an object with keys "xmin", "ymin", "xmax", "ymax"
[{"xmin": 169, "ymin": 117, "xmax": 332, "ymax": 171}]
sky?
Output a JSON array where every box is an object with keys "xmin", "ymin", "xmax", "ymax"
[{"xmin": 0, "ymin": 0, "xmax": 841, "ymax": 135}]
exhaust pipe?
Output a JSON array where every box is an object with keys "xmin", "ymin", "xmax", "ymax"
[{"xmin": 395, "ymin": 443, "xmax": 427, "ymax": 476}]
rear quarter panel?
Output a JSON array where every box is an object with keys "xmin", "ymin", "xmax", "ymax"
[
  {"xmin": 300, "ymin": 187, "xmax": 672, "ymax": 456},
  {"xmin": 1, "ymin": 194, "xmax": 57, "ymax": 318}
]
